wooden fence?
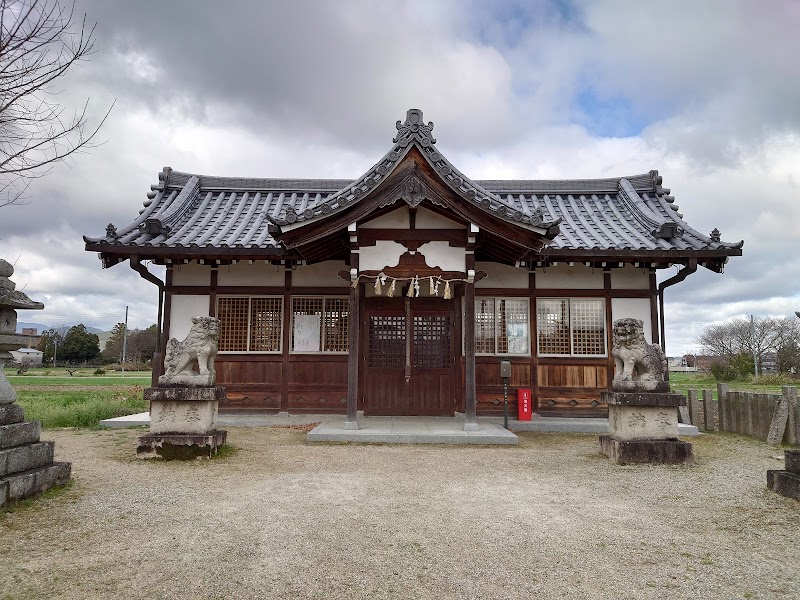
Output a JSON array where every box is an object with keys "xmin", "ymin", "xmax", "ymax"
[{"xmin": 685, "ymin": 385, "xmax": 799, "ymax": 446}]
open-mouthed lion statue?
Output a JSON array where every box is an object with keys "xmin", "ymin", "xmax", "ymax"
[
  {"xmin": 611, "ymin": 318, "xmax": 668, "ymax": 392},
  {"xmin": 158, "ymin": 316, "xmax": 220, "ymax": 387}
]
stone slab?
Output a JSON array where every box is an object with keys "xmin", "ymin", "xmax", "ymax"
[
  {"xmin": 307, "ymin": 420, "xmax": 517, "ymax": 445},
  {"xmin": 0, "ymin": 461, "xmax": 71, "ymax": 507},
  {"xmin": 0, "ymin": 441, "xmax": 54, "ymax": 477},
  {"xmin": 784, "ymin": 449, "xmax": 800, "ymax": 475},
  {"xmin": 0, "ymin": 403, "xmax": 24, "ymax": 426},
  {"xmin": 599, "ymin": 435, "xmax": 694, "ymax": 465},
  {"xmin": 137, "ymin": 430, "xmax": 227, "ymax": 460},
  {"xmin": 0, "ymin": 420, "xmax": 40, "ymax": 449},
  {"xmin": 612, "ymin": 380, "xmax": 670, "ymax": 393},
  {"xmin": 607, "ymin": 404, "xmax": 680, "ymax": 441},
  {"xmin": 149, "ymin": 399, "xmax": 219, "ymax": 435},
  {"xmin": 767, "ymin": 470, "xmax": 800, "ymax": 501},
  {"xmin": 144, "ymin": 386, "xmax": 226, "ymax": 402},
  {"xmin": 602, "ymin": 391, "xmax": 686, "ymax": 407}
]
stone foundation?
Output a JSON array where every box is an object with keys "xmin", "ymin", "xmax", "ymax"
[
  {"xmin": 138, "ymin": 386, "xmax": 227, "ymax": 459},
  {"xmin": 0, "ymin": 408, "xmax": 71, "ymax": 507},
  {"xmin": 599, "ymin": 435, "xmax": 695, "ymax": 465},
  {"xmin": 600, "ymin": 391, "xmax": 694, "ymax": 465},
  {"xmin": 767, "ymin": 449, "xmax": 800, "ymax": 501},
  {"xmin": 137, "ymin": 431, "xmax": 227, "ymax": 460}
]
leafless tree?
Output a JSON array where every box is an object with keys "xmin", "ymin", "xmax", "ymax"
[
  {"xmin": 0, "ymin": 0, "xmax": 112, "ymax": 207},
  {"xmin": 697, "ymin": 316, "xmax": 800, "ymax": 374}
]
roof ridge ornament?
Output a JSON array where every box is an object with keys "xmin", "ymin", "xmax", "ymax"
[{"xmin": 394, "ymin": 109, "xmax": 436, "ymax": 148}]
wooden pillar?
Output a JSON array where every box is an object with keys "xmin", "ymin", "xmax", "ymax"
[
  {"xmin": 464, "ymin": 276, "xmax": 477, "ymax": 431},
  {"xmin": 344, "ymin": 280, "xmax": 360, "ymax": 429}
]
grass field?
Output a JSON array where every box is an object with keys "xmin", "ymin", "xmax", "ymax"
[
  {"xmin": 3, "ymin": 368, "xmax": 150, "ymax": 428},
  {"xmin": 668, "ymin": 371, "xmax": 796, "ymax": 399}
]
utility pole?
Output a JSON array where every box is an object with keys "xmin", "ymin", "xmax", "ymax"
[
  {"xmin": 750, "ymin": 314, "xmax": 759, "ymax": 380},
  {"xmin": 121, "ymin": 306, "xmax": 129, "ymax": 378}
]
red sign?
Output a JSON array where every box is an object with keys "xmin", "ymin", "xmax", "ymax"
[{"xmin": 517, "ymin": 388, "xmax": 532, "ymax": 421}]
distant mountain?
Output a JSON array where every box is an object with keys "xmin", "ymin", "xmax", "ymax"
[{"xmin": 16, "ymin": 322, "xmax": 105, "ymax": 335}]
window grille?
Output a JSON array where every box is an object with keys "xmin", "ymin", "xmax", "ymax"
[
  {"xmin": 537, "ymin": 299, "xmax": 570, "ymax": 355},
  {"xmin": 571, "ymin": 299, "xmax": 606, "ymax": 355},
  {"xmin": 414, "ymin": 315, "xmax": 451, "ymax": 368},
  {"xmin": 292, "ymin": 297, "xmax": 349, "ymax": 352},
  {"xmin": 369, "ymin": 315, "xmax": 406, "ymax": 367},
  {"xmin": 536, "ymin": 298, "xmax": 606, "ymax": 356},
  {"xmin": 217, "ymin": 296, "xmax": 283, "ymax": 352},
  {"xmin": 474, "ymin": 297, "xmax": 530, "ymax": 355},
  {"xmin": 217, "ymin": 297, "xmax": 250, "ymax": 352},
  {"xmin": 251, "ymin": 297, "xmax": 282, "ymax": 352}
]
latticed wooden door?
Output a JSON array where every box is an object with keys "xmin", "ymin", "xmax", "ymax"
[{"xmin": 364, "ymin": 297, "xmax": 456, "ymax": 415}]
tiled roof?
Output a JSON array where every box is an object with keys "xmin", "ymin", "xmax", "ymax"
[
  {"xmin": 84, "ymin": 109, "xmax": 743, "ymax": 265},
  {"xmin": 85, "ymin": 170, "xmax": 741, "ymax": 255}
]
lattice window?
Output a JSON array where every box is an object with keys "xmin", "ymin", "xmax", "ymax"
[
  {"xmin": 537, "ymin": 299, "xmax": 570, "ymax": 355},
  {"xmin": 475, "ymin": 298, "xmax": 495, "ymax": 354},
  {"xmin": 474, "ymin": 297, "xmax": 530, "ymax": 355},
  {"xmin": 414, "ymin": 316, "xmax": 451, "ymax": 368},
  {"xmin": 497, "ymin": 299, "xmax": 529, "ymax": 355},
  {"xmin": 571, "ymin": 299, "xmax": 606, "ymax": 355},
  {"xmin": 323, "ymin": 298, "xmax": 349, "ymax": 352},
  {"xmin": 292, "ymin": 297, "xmax": 349, "ymax": 352},
  {"xmin": 217, "ymin": 296, "xmax": 282, "ymax": 352},
  {"xmin": 251, "ymin": 298, "xmax": 282, "ymax": 352},
  {"xmin": 217, "ymin": 297, "xmax": 250, "ymax": 352},
  {"xmin": 369, "ymin": 315, "xmax": 406, "ymax": 368},
  {"xmin": 536, "ymin": 298, "xmax": 606, "ymax": 356}
]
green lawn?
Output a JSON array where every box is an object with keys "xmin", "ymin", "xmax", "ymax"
[
  {"xmin": 668, "ymin": 371, "xmax": 794, "ymax": 399},
  {"xmin": 4, "ymin": 368, "xmax": 151, "ymax": 387},
  {"xmin": 3, "ymin": 368, "xmax": 151, "ymax": 427}
]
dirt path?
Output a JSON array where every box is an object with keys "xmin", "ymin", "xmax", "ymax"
[{"xmin": 1, "ymin": 429, "xmax": 798, "ymax": 599}]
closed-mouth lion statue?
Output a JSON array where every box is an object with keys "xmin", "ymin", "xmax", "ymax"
[
  {"xmin": 158, "ymin": 316, "xmax": 220, "ymax": 387},
  {"xmin": 611, "ymin": 317, "xmax": 668, "ymax": 392}
]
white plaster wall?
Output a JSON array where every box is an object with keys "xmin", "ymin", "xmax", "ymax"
[
  {"xmin": 217, "ymin": 262, "xmax": 284, "ymax": 286},
  {"xmin": 292, "ymin": 260, "xmax": 349, "ymax": 287},
  {"xmin": 611, "ymin": 297, "xmax": 653, "ymax": 343},
  {"xmin": 475, "ymin": 261, "xmax": 528, "ymax": 288},
  {"xmin": 417, "ymin": 242, "xmax": 465, "ymax": 272},
  {"xmin": 169, "ymin": 295, "xmax": 210, "ymax": 341},
  {"xmin": 415, "ymin": 207, "xmax": 463, "ymax": 229},
  {"xmin": 359, "ymin": 241, "xmax": 407, "ymax": 272},
  {"xmin": 360, "ymin": 207, "xmax": 409, "ymax": 229},
  {"xmin": 171, "ymin": 263, "xmax": 211, "ymax": 286},
  {"xmin": 611, "ymin": 266, "xmax": 650, "ymax": 290},
  {"xmin": 536, "ymin": 264, "xmax": 603, "ymax": 289}
]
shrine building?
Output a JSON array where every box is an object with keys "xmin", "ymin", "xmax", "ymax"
[{"xmin": 84, "ymin": 109, "xmax": 742, "ymax": 429}]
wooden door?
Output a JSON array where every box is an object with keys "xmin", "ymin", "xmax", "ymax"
[{"xmin": 364, "ymin": 297, "xmax": 456, "ymax": 415}]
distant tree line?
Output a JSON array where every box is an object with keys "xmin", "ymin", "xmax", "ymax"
[
  {"xmin": 696, "ymin": 316, "xmax": 800, "ymax": 380},
  {"xmin": 36, "ymin": 323, "xmax": 158, "ymax": 366}
]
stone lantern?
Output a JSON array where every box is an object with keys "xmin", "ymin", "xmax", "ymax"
[{"xmin": 0, "ymin": 258, "xmax": 71, "ymax": 507}]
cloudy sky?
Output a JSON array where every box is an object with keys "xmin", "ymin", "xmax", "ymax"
[{"xmin": 1, "ymin": 0, "xmax": 798, "ymax": 356}]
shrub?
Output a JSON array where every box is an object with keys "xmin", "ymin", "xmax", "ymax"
[
  {"xmin": 710, "ymin": 362, "xmax": 738, "ymax": 382},
  {"xmin": 93, "ymin": 368, "xmax": 106, "ymax": 375},
  {"xmin": 746, "ymin": 373, "xmax": 794, "ymax": 386}
]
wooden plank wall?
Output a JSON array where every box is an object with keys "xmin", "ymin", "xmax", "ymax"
[{"xmin": 217, "ymin": 355, "xmax": 348, "ymax": 413}]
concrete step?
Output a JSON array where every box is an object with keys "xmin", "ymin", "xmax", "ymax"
[
  {"xmin": 0, "ymin": 441, "xmax": 54, "ymax": 478},
  {"xmin": 0, "ymin": 421, "xmax": 41, "ymax": 449},
  {"xmin": 0, "ymin": 462, "xmax": 71, "ymax": 507}
]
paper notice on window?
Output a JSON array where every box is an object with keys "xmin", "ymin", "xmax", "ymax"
[
  {"xmin": 294, "ymin": 314, "xmax": 321, "ymax": 351},
  {"xmin": 506, "ymin": 323, "xmax": 528, "ymax": 354}
]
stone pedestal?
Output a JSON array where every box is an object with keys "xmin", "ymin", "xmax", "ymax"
[
  {"xmin": 599, "ymin": 391, "xmax": 694, "ymax": 465},
  {"xmin": 0, "ymin": 374, "xmax": 71, "ymax": 507},
  {"xmin": 137, "ymin": 386, "xmax": 227, "ymax": 460},
  {"xmin": 767, "ymin": 449, "xmax": 800, "ymax": 500}
]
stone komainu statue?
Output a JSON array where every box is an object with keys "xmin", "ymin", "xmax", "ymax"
[
  {"xmin": 158, "ymin": 316, "xmax": 220, "ymax": 387},
  {"xmin": 611, "ymin": 318, "xmax": 668, "ymax": 392}
]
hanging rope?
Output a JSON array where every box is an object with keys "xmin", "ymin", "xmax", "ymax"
[{"xmin": 352, "ymin": 271, "xmax": 471, "ymax": 298}]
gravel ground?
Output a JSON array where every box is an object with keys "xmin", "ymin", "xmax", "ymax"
[{"xmin": 1, "ymin": 428, "xmax": 798, "ymax": 600}]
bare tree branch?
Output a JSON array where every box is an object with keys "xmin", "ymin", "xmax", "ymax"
[{"xmin": 0, "ymin": 0, "xmax": 112, "ymax": 208}]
